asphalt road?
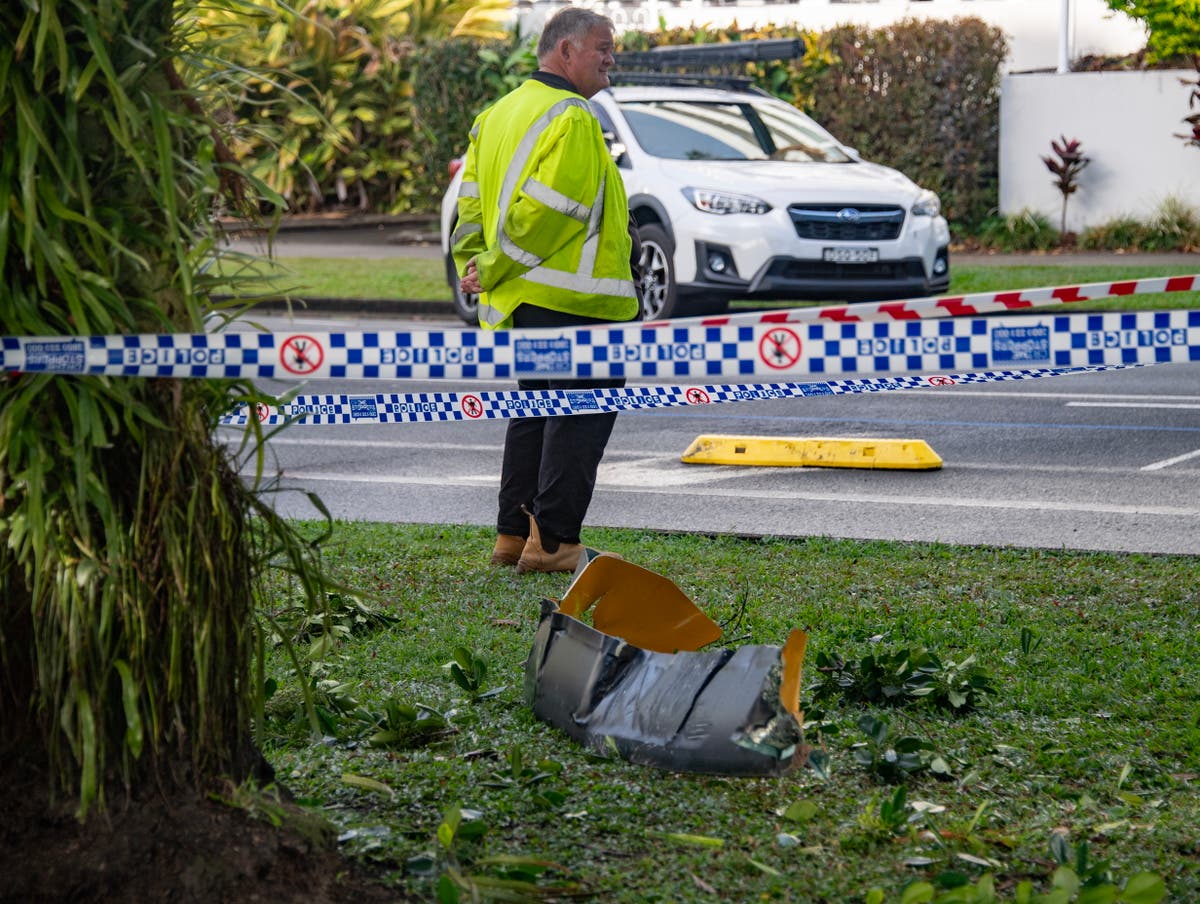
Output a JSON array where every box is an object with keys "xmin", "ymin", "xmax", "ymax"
[
  {"xmin": 219, "ymin": 312, "xmax": 1200, "ymax": 556},
  {"xmin": 214, "ymin": 233, "xmax": 1200, "ymax": 555}
]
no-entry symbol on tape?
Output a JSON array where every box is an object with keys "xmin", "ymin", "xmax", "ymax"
[
  {"xmin": 685, "ymin": 387, "xmax": 711, "ymax": 404},
  {"xmin": 461, "ymin": 394, "xmax": 484, "ymax": 418},
  {"xmin": 280, "ymin": 335, "xmax": 324, "ymax": 375},
  {"xmin": 758, "ymin": 327, "xmax": 802, "ymax": 370}
]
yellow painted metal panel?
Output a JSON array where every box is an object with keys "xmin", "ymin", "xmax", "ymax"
[{"xmin": 557, "ymin": 555, "xmax": 723, "ymax": 653}]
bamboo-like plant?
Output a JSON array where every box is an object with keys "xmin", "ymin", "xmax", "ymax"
[{"xmin": 0, "ymin": 0, "xmax": 326, "ymax": 818}]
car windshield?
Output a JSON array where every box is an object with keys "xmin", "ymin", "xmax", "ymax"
[{"xmin": 617, "ymin": 99, "xmax": 853, "ymax": 163}]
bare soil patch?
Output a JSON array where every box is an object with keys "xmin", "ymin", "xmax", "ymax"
[{"xmin": 0, "ymin": 761, "xmax": 407, "ymax": 904}]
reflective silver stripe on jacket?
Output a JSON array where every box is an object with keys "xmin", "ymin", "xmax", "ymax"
[
  {"xmin": 497, "ymin": 96, "xmax": 601, "ymax": 277},
  {"xmin": 451, "ymin": 221, "xmax": 481, "ymax": 245},
  {"xmin": 478, "ymin": 300, "xmax": 509, "ymax": 327},
  {"xmin": 478, "ymin": 93, "xmax": 635, "ymax": 314},
  {"xmin": 522, "ymin": 177, "xmax": 589, "ymax": 223},
  {"xmin": 522, "ymin": 265, "xmax": 637, "ymax": 299},
  {"xmin": 576, "ymin": 172, "xmax": 604, "ymax": 276}
]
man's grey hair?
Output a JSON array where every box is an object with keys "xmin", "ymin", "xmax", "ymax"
[{"xmin": 536, "ymin": 7, "xmax": 615, "ymax": 61}]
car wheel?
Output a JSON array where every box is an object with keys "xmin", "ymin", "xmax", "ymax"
[
  {"xmin": 635, "ymin": 223, "xmax": 678, "ymax": 320},
  {"xmin": 445, "ymin": 252, "xmax": 479, "ymax": 325}
]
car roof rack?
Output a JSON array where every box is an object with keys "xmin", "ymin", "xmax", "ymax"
[
  {"xmin": 613, "ymin": 38, "xmax": 805, "ymax": 70},
  {"xmin": 611, "ymin": 38, "xmax": 804, "ymax": 93},
  {"xmin": 608, "ymin": 72, "xmax": 758, "ymax": 91}
]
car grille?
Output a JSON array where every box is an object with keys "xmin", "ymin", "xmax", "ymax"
[
  {"xmin": 765, "ymin": 258, "xmax": 927, "ymax": 281},
  {"xmin": 788, "ymin": 204, "xmax": 905, "ymax": 241}
]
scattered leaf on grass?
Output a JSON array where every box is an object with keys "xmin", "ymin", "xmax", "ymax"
[
  {"xmin": 661, "ymin": 832, "xmax": 725, "ymax": 848},
  {"xmin": 690, "ymin": 872, "xmax": 717, "ymax": 894},
  {"xmin": 341, "ymin": 773, "xmax": 395, "ymax": 798},
  {"xmin": 955, "ymin": 852, "xmax": 1002, "ymax": 868},
  {"xmin": 779, "ymin": 800, "xmax": 818, "ymax": 823},
  {"xmin": 746, "ymin": 857, "xmax": 782, "ymax": 876}
]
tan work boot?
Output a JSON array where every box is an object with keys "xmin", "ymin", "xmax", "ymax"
[
  {"xmin": 516, "ymin": 512, "xmax": 584, "ymax": 574},
  {"xmin": 490, "ymin": 534, "xmax": 525, "ymax": 567},
  {"xmin": 516, "ymin": 510, "xmax": 619, "ymax": 574}
]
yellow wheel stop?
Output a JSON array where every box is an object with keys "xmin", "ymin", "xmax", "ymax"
[{"xmin": 681, "ymin": 434, "xmax": 943, "ymax": 470}]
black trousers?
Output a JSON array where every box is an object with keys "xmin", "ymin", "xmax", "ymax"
[{"xmin": 497, "ymin": 305, "xmax": 628, "ymax": 546}]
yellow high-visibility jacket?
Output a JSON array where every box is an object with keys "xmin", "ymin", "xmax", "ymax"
[{"xmin": 452, "ymin": 78, "xmax": 638, "ymax": 330}]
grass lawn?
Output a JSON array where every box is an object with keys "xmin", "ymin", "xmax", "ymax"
[
  {"xmin": 221, "ymin": 256, "xmax": 1200, "ymax": 313},
  {"xmin": 240, "ymin": 254, "xmax": 1197, "ymax": 900},
  {"xmin": 260, "ymin": 523, "xmax": 1199, "ymax": 902}
]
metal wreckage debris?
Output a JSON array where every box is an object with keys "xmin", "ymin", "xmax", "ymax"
[{"xmin": 524, "ymin": 551, "xmax": 809, "ymax": 776}]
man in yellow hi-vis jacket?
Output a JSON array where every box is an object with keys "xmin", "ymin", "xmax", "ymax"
[{"xmin": 454, "ymin": 7, "xmax": 640, "ymax": 573}]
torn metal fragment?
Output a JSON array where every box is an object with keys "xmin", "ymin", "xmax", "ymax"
[{"xmin": 524, "ymin": 554, "xmax": 807, "ymax": 776}]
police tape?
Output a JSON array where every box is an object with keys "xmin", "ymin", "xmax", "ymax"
[
  {"xmin": 219, "ymin": 362, "xmax": 1144, "ymax": 427},
  {"xmin": 5, "ymin": 308, "xmax": 1199, "ymax": 382},
  {"xmin": 666, "ymin": 273, "xmax": 1200, "ymax": 327}
]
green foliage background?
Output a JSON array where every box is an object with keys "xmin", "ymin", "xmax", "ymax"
[
  {"xmin": 189, "ymin": 0, "xmax": 511, "ymax": 215},
  {"xmin": 1103, "ymin": 0, "xmax": 1200, "ymax": 60},
  {"xmin": 196, "ymin": 14, "xmax": 1007, "ymax": 228}
]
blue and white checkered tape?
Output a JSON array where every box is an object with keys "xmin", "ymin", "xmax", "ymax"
[
  {"xmin": 4, "ymin": 310, "xmax": 1199, "ymax": 381},
  {"xmin": 219, "ymin": 363, "xmax": 1145, "ymax": 427}
]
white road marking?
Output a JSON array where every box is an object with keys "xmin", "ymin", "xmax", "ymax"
[
  {"xmin": 1066, "ymin": 402, "xmax": 1200, "ymax": 410},
  {"xmin": 598, "ymin": 459, "xmax": 763, "ymax": 486},
  {"xmin": 896, "ymin": 390, "xmax": 1200, "ymax": 401},
  {"xmin": 1141, "ymin": 447, "xmax": 1200, "ymax": 471}
]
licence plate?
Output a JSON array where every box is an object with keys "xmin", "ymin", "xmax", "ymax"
[{"xmin": 823, "ymin": 247, "xmax": 879, "ymax": 264}]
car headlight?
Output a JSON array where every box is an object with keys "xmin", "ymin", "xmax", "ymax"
[
  {"xmin": 682, "ymin": 187, "xmax": 772, "ymax": 215},
  {"xmin": 912, "ymin": 190, "xmax": 941, "ymax": 217}
]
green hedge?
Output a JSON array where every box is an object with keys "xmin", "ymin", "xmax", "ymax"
[{"xmin": 807, "ymin": 18, "xmax": 1006, "ymax": 230}]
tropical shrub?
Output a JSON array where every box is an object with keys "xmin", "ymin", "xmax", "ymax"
[
  {"xmin": 1042, "ymin": 136, "xmax": 1090, "ymax": 234},
  {"xmin": 1140, "ymin": 196, "xmax": 1200, "ymax": 250},
  {"xmin": 188, "ymin": 0, "xmax": 509, "ymax": 215},
  {"xmin": 408, "ymin": 34, "xmax": 537, "ymax": 208},
  {"xmin": 1078, "ymin": 216, "xmax": 1149, "ymax": 251},
  {"xmin": 976, "ymin": 211, "xmax": 1060, "ymax": 251},
  {"xmin": 1103, "ymin": 0, "xmax": 1200, "ymax": 61}
]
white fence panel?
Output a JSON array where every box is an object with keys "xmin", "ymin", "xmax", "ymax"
[{"xmin": 1000, "ymin": 71, "xmax": 1200, "ymax": 232}]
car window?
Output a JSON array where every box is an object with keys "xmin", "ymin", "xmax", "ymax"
[
  {"xmin": 617, "ymin": 99, "xmax": 852, "ymax": 163},
  {"xmin": 755, "ymin": 103, "xmax": 853, "ymax": 162}
]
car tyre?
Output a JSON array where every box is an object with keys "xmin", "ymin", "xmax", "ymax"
[
  {"xmin": 636, "ymin": 223, "xmax": 678, "ymax": 320},
  {"xmin": 445, "ymin": 252, "xmax": 479, "ymax": 325}
]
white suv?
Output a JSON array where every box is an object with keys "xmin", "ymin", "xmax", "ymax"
[{"xmin": 441, "ymin": 82, "xmax": 950, "ymax": 323}]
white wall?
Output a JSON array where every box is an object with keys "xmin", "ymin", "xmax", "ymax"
[
  {"xmin": 1000, "ymin": 70, "xmax": 1200, "ymax": 231},
  {"xmin": 527, "ymin": 0, "xmax": 1147, "ymax": 73}
]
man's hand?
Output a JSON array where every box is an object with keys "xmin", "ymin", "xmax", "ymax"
[{"xmin": 460, "ymin": 259, "xmax": 482, "ymax": 294}]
